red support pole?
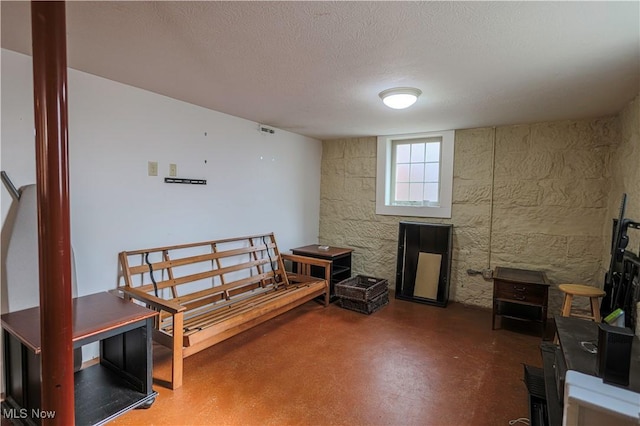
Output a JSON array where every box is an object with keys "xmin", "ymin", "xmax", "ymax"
[{"xmin": 31, "ymin": 1, "xmax": 75, "ymax": 424}]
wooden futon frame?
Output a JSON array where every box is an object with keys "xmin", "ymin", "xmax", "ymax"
[{"xmin": 118, "ymin": 233, "xmax": 330, "ymax": 389}]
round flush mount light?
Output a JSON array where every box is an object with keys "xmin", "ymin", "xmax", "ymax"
[{"xmin": 379, "ymin": 87, "xmax": 422, "ymax": 109}]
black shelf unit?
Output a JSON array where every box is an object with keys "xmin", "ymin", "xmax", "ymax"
[
  {"xmin": 74, "ymin": 364, "xmax": 156, "ymax": 426},
  {"xmin": 332, "ymin": 264, "xmax": 351, "ymax": 277},
  {"xmin": 395, "ymin": 222, "xmax": 453, "ymax": 307}
]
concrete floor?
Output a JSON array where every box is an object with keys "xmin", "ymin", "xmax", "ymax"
[{"xmin": 111, "ymin": 296, "xmax": 545, "ymax": 425}]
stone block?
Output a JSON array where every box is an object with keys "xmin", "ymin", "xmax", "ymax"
[
  {"xmin": 358, "ymin": 249, "xmax": 396, "ymax": 279},
  {"xmin": 345, "ymin": 157, "xmax": 376, "ymax": 178},
  {"xmin": 530, "ymin": 121, "xmax": 581, "ymax": 151},
  {"xmin": 344, "ymin": 137, "xmax": 376, "ymax": 158},
  {"xmin": 492, "ymin": 181, "xmax": 542, "ymax": 207},
  {"xmin": 491, "ymin": 205, "xmax": 605, "ymax": 236},
  {"xmin": 344, "ymin": 177, "xmax": 376, "ymax": 202},
  {"xmin": 455, "ymin": 227, "xmax": 489, "ymax": 252},
  {"xmin": 559, "ymin": 148, "xmax": 606, "ymax": 179},
  {"xmin": 321, "ymin": 158, "xmax": 345, "ymax": 177},
  {"xmin": 453, "ymin": 271, "xmax": 493, "ymax": 308},
  {"xmin": 588, "ymin": 117, "xmax": 620, "ymax": 147},
  {"xmin": 347, "ymin": 236, "xmax": 388, "ymax": 250},
  {"xmin": 341, "ymin": 221, "xmax": 398, "ymax": 241},
  {"xmin": 494, "ymin": 149, "xmax": 557, "ymax": 180},
  {"xmin": 489, "ymin": 253, "xmax": 517, "ymax": 266},
  {"xmin": 620, "ymin": 96, "xmax": 639, "ymax": 140},
  {"xmin": 319, "ymin": 218, "xmax": 346, "ymax": 240},
  {"xmin": 490, "ymin": 233, "xmax": 528, "ymax": 257},
  {"xmin": 453, "ymin": 180, "xmax": 492, "ymax": 204},
  {"xmin": 320, "ymin": 174, "xmax": 345, "ymax": 200},
  {"xmin": 332, "ymin": 200, "xmax": 377, "ymax": 221},
  {"xmin": 322, "ymin": 139, "xmax": 346, "ymax": 159},
  {"xmin": 453, "ymin": 130, "xmax": 493, "ymax": 181},
  {"xmin": 551, "ymin": 260, "xmax": 602, "ymax": 285},
  {"xmin": 450, "ymin": 203, "xmax": 491, "ymax": 228},
  {"xmin": 319, "ymin": 202, "xmax": 336, "ymax": 220},
  {"xmin": 524, "ymin": 234, "xmax": 568, "ymax": 263},
  {"xmin": 538, "ymin": 179, "xmax": 607, "ymax": 208},
  {"xmin": 454, "ymin": 243, "xmax": 489, "ymax": 265},
  {"xmin": 496, "ymin": 125, "xmax": 530, "ymax": 153},
  {"xmin": 455, "ymin": 127, "xmax": 494, "ymax": 150}
]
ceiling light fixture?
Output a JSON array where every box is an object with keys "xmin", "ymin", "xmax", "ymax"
[{"xmin": 379, "ymin": 87, "xmax": 422, "ymax": 109}]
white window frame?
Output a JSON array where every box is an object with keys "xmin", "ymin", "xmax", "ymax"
[{"xmin": 376, "ymin": 130, "xmax": 455, "ymax": 218}]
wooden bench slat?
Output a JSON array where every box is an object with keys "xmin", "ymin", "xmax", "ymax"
[
  {"xmin": 126, "ymin": 243, "xmax": 277, "ymax": 275},
  {"xmin": 181, "ymin": 282, "xmax": 324, "ymax": 336},
  {"xmin": 185, "ymin": 282, "xmax": 326, "ymax": 347},
  {"xmin": 179, "ymin": 282, "xmax": 268, "ymax": 314},
  {"xmin": 181, "ymin": 286, "xmax": 324, "ymax": 358},
  {"xmin": 163, "ymin": 284, "xmax": 287, "ymax": 330},
  {"xmin": 163, "ymin": 283, "xmax": 322, "ymax": 339},
  {"xmin": 163, "ymin": 288, "xmax": 283, "ymax": 335},
  {"xmin": 167, "ymin": 271, "xmax": 280, "ymax": 306},
  {"xmin": 122, "ymin": 233, "xmax": 276, "ymax": 255},
  {"xmin": 180, "ymin": 288, "xmax": 295, "ymax": 333},
  {"xmin": 136, "ymin": 257, "xmax": 279, "ymax": 294}
]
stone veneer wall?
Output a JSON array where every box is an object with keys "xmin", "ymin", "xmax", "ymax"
[
  {"xmin": 320, "ymin": 116, "xmax": 622, "ymax": 312},
  {"xmin": 603, "ymin": 94, "xmax": 640, "ymax": 264}
]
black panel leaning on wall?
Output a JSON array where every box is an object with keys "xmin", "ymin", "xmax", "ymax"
[{"xmin": 395, "ymin": 221, "xmax": 453, "ymax": 307}]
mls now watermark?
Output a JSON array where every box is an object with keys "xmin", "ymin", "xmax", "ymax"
[{"xmin": 3, "ymin": 408, "xmax": 56, "ymax": 420}]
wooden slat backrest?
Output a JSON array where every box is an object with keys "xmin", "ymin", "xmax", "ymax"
[
  {"xmin": 163, "ymin": 250, "xmax": 179, "ymax": 298},
  {"xmin": 211, "ymin": 242, "xmax": 226, "ymax": 287},
  {"xmin": 119, "ymin": 233, "xmax": 290, "ymax": 309}
]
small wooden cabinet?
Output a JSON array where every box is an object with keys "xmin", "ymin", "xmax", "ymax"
[
  {"xmin": 1, "ymin": 292, "xmax": 158, "ymax": 425},
  {"xmin": 290, "ymin": 245, "xmax": 353, "ymax": 300},
  {"xmin": 492, "ymin": 266, "xmax": 550, "ymax": 336}
]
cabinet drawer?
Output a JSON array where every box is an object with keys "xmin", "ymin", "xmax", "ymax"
[{"xmin": 494, "ymin": 280, "xmax": 546, "ymax": 305}]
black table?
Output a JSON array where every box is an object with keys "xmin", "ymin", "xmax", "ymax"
[{"xmin": 538, "ymin": 316, "xmax": 640, "ymax": 425}]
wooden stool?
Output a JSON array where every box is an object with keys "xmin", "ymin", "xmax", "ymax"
[{"xmin": 558, "ymin": 284, "xmax": 606, "ymax": 322}]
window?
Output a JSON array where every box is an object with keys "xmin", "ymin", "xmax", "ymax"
[{"xmin": 376, "ymin": 130, "xmax": 454, "ymax": 218}]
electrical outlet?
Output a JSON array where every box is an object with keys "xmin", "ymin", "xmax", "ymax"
[
  {"xmin": 169, "ymin": 163, "xmax": 177, "ymax": 177},
  {"xmin": 148, "ymin": 161, "xmax": 158, "ymax": 176}
]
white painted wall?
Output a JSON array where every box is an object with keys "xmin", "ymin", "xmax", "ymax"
[{"xmin": 1, "ymin": 49, "xmax": 322, "ymax": 301}]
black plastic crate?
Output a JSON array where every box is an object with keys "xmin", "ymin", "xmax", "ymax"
[
  {"xmin": 335, "ymin": 275, "xmax": 388, "ymax": 302},
  {"xmin": 339, "ymin": 290, "xmax": 389, "ymax": 315}
]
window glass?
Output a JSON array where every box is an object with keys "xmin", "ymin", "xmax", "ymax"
[{"xmin": 376, "ymin": 130, "xmax": 454, "ymax": 218}]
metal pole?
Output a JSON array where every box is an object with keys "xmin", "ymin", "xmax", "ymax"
[
  {"xmin": 31, "ymin": 1, "xmax": 75, "ymax": 424},
  {"xmin": 0, "ymin": 171, "xmax": 22, "ymax": 201}
]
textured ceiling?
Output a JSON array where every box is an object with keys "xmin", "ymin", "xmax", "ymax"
[{"xmin": 2, "ymin": 1, "xmax": 639, "ymax": 140}]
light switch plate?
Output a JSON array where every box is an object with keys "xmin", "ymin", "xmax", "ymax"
[
  {"xmin": 148, "ymin": 161, "xmax": 158, "ymax": 176},
  {"xmin": 169, "ymin": 163, "xmax": 177, "ymax": 177}
]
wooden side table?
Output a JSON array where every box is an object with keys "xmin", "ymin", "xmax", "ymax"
[
  {"xmin": 290, "ymin": 245, "xmax": 353, "ymax": 300},
  {"xmin": 1, "ymin": 292, "xmax": 158, "ymax": 425},
  {"xmin": 492, "ymin": 266, "xmax": 550, "ymax": 336}
]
